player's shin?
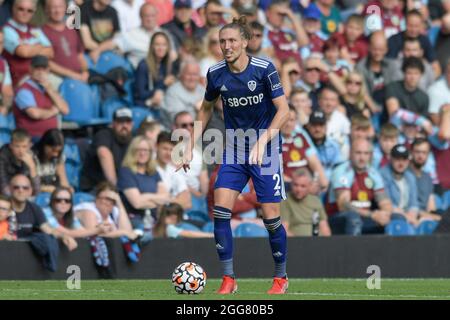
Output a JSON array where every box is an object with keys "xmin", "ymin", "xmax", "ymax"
[
  {"xmin": 263, "ymin": 217, "xmax": 287, "ymax": 278},
  {"xmin": 213, "ymin": 206, "xmax": 234, "ymax": 277}
]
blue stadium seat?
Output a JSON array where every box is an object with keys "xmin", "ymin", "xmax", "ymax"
[
  {"xmin": 123, "ymin": 79, "xmax": 135, "ymax": 106},
  {"xmin": 64, "ymin": 141, "xmax": 82, "ymax": 190},
  {"xmin": 385, "ymin": 220, "xmax": 416, "ymax": 236},
  {"xmin": 130, "ymin": 106, "xmax": 151, "ymax": 132},
  {"xmin": 428, "ymin": 25, "xmax": 441, "ymax": 47},
  {"xmin": 176, "ymin": 222, "xmax": 201, "ymax": 232},
  {"xmin": 234, "ymin": 223, "xmax": 269, "ymax": 238},
  {"xmin": 73, "ymin": 192, "xmax": 95, "ymax": 205},
  {"xmin": 0, "ymin": 113, "xmax": 15, "ymax": 146},
  {"xmin": 185, "ymin": 210, "xmax": 211, "ymax": 223},
  {"xmin": 59, "ymin": 79, "xmax": 109, "ymax": 126},
  {"xmin": 91, "ymin": 51, "xmax": 134, "ymax": 76},
  {"xmin": 202, "ymin": 221, "xmax": 214, "ymax": 233},
  {"xmin": 416, "ymin": 220, "xmax": 438, "ymax": 235},
  {"xmin": 101, "ymin": 97, "xmax": 130, "ymax": 121},
  {"xmin": 35, "ymin": 192, "xmax": 51, "ymax": 208},
  {"xmin": 434, "ymin": 194, "xmax": 443, "ymax": 211},
  {"xmin": 441, "ymin": 191, "xmax": 450, "ymax": 211}
]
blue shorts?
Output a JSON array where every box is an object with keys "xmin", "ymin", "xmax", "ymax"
[{"xmin": 214, "ymin": 153, "xmax": 287, "ymax": 203}]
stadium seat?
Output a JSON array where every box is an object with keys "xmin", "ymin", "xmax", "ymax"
[
  {"xmin": 64, "ymin": 141, "xmax": 82, "ymax": 190},
  {"xmin": 91, "ymin": 51, "xmax": 134, "ymax": 76},
  {"xmin": 185, "ymin": 210, "xmax": 211, "ymax": 223},
  {"xmin": 434, "ymin": 194, "xmax": 443, "ymax": 211},
  {"xmin": 59, "ymin": 79, "xmax": 109, "ymax": 126},
  {"xmin": 428, "ymin": 25, "xmax": 441, "ymax": 47},
  {"xmin": 441, "ymin": 191, "xmax": 450, "ymax": 211},
  {"xmin": 176, "ymin": 222, "xmax": 202, "ymax": 232},
  {"xmin": 234, "ymin": 223, "xmax": 269, "ymax": 238},
  {"xmin": 73, "ymin": 192, "xmax": 95, "ymax": 205},
  {"xmin": 416, "ymin": 220, "xmax": 439, "ymax": 235},
  {"xmin": 101, "ymin": 97, "xmax": 130, "ymax": 121},
  {"xmin": 123, "ymin": 79, "xmax": 135, "ymax": 106},
  {"xmin": 202, "ymin": 221, "xmax": 214, "ymax": 233},
  {"xmin": 130, "ymin": 107, "xmax": 151, "ymax": 132},
  {"xmin": 385, "ymin": 220, "xmax": 416, "ymax": 236},
  {"xmin": 0, "ymin": 113, "xmax": 15, "ymax": 146},
  {"xmin": 35, "ymin": 192, "xmax": 51, "ymax": 208}
]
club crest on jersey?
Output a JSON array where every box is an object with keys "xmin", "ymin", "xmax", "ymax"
[{"xmin": 248, "ymin": 80, "xmax": 257, "ymax": 92}]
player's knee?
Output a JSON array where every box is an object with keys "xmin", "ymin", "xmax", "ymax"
[
  {"xmin": 263, "ymin": 217, "xmax": 284, "ymax": 234},
  {"xmin": 213, "ymin": 206, "xmax": 232, "ymax": 220}
]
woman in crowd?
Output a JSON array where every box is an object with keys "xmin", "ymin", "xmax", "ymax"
[
  {"xmin": 134, "ymin": 31, "xmax": 176, "ymax": 115},
  {"xmin": 32, "ymin": 129, "xmax": 72, "ymax": 194},
  {"xmin": 198, "ymin": 27, "xmax": 222, "ymax": 80},
  {"xmin": 118, "ymin": 135, "xmax": 170, "ymax": 244}
]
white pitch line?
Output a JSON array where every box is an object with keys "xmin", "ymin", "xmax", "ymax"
[{"xmin": 242, "ymin": 291, "xmax": 450, "ymax": 299}]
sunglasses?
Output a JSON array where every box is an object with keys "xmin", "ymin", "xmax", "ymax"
[
  {"xmin": 18, "ymin": 7, "xmax": 35, "ymax": 14},
  {"xmin": 305, "ymin": 67, "xmax": 321, "ymax": 72},
  {"xmin": 54, "ymin": 198, "xmax": 71, "ymax": 204},
  {"xmin": 179, "ymin": 122, "xmax": 194, "ymax": 129},
  {"xmin": 12, "ymin": 185, "xmax": 31, "ymax": 191}
]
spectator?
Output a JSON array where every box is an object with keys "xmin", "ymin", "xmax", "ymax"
[
  {"xmin": 75, "ymin": 181, "xmax": 140, "ymax": 277},
  {"xmin": 430, "ymin": 105, "xmax": 450, "ymax": 192},
  {"xmin": 43, "ymin": 187, "xmax": 110, "ymax": 244},
  {"xmin": 80, "ymin": 108, "xmax": 133, "ymax": 191},
  {"xmin": 387, "ymin": 10, "xmax": 441, "ymax": 77},
  {"xmin": 321, "ymin": 38, "xmax": 352, "ymax": 82},
  {"xmin": 233, "ymin": 1, "xmax": 259, "ymax": 24},
  {"xmin": 435, "ymin": 13, "xmax": 450, "ymax": 72},
  {"xmin": 356, "ymin": 31, "xmax": 397, "ymax": 108},
  {"xmin": 247, "ymin": 21, "xmax": 272, "ymax": 60},
  {"xmin": 118, "ymin": 135, "xmax": 169, "ymax": 244},
  {"xmin": 316, "ymin": 0, "xmax": 343, "ymax": 36},
  {"xmin": 0, "ymin": 129, "xmax": 39, "ymax": 195},
  {"xmin": 373, "ymin": 123, "xmax": 399, "ymax": 168},
  {"xmin": 13, "ymin": 55, "xmax": 69, "ymax": 140},
  {"xmin": 136, "ymin": 119, "xmax": 161, "ymax": 151},
  {"xmin": 318, "ymin": 86, "xmax": 351, "ymax": 156},
  {"xmin": 113, "ymin": 3, "xmax": 176, "ymax": 69},
  {"xmin": 363, "ymin": 0, "xmax": 403, "ymax": 38},
  {"xmin": 79, "ymin": 0, "xmax": 120, "ymax": 63},
  {"xmin": 2, "ymin": 0, "xmax": 53, "ymax": 87},
  {"xmin": 391, "ymin": 37, "xmax": 436, "ymax": 91},
  {"xmin": 198, "ymin": 26, "xmax": 222, "ymax": 78},
  {"xmin": 262, "ymin": 0, "xmax": 309, "ymax": 66},
  {"xmin": 332, "ymin": 14, "xmax": 368, "ymax": 65},
  {"xmin": 134, "ymin": 31, "xmax": 176, "ymax": 113},
  {"xmin": 281, "ymin": 169, "xmax": 331, "ymax": 237},
  {"xmin": 161, "ymin": 0, "xmax": 206, "ymax": 51},
  {"xmin": 146, "ymin": 0, "xmax": 174, "ymax": 26},
  {"xmin": 10, "ymin": 174, "xmax": 59, "ymax": 271},
  {"xmin": 32, "ymin": 129, "xmax": 71, "ymax": 194},
  {"xmin": 349, "ymin": 114, "xmax": 375, "ymax": 143},
  {"xmin": 281, "ymin": 106, "xmax": 328, "ymax": 192},
  {"xmin": 202, "ymin": 0, "xmax": 238, "ymax": 29},
  {"xmin": 305, "ymin": 110, "xmax": 344, "ymax": 180},
  {"xmin": 0, "ymin": 195, "xmax": 14, "ymax": 240},
  {"xmin": 0, "ymin": 30, "xmax": 13, "ymax": 115},
  {"xmin": 300, "ymin": 2, "xmax": 328, "ymax": 60},
  {"xmin": 289, "ymin": 88, "xmax": 312, "ymax": 126},
  {"xmin": 327, "ymin": 139, "xmax": 393, "ymax": 235},
  {"xmin": 163, "ymin": 58, "xmax": 204, "ymax": 123},
  {"xmin": 385, "ymin": 56, "xmax": 429, "ymax": 120},
  {"xmin": 155, "ymin": 131, "xmax": 191, "ymax": 210},
  {"xmin": 112, "ymin": 0, "xmax": 144, "ymax": 33},
  {"xmin": 409, "ymin": 138, "xmax": 441, "ymax": 220},
  {"xmin": 152, "ymin": 202, "xmax": 213, "ymax": 238},
  {"xmin": 427, "ymin": 58, "xmax": 450, "ymax": 125},
  {"xmin": 42, "ymin": 0, "xmax": 89, "ymax": 86},
  {"xmin": 173, "ymin": 112, "xmax": 209, "ymax": 205},
  {"xmin": 290, "ymin": 57, "xmax": 324, "ymax": 108},
  {"xmin": 380, "ymin": 144, "xmax": 420, "ymax": 226}
]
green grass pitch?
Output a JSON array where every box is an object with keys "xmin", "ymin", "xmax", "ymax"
[{"xmin": 0, "ymin": 279, "xmax": 449, "ymax": 300}]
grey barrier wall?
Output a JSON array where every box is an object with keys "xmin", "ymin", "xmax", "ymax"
[{"xmin": 0, "ymin": 235, "xmax": 449, "ymax": 280}]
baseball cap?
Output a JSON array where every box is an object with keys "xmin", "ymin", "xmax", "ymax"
[
  {"xmin": 31, "ymin": 55, "xmax": 49, "ymax": 68},
  {"xmin": 303, "ymin": 3, "xmax": 321, "ymax": 20},
  {"xmin": 309, "ymin": 110, "xmax": 327, "ymax": 125},
  {"xmin": 174, "ymin": 0, "xmax": 192, "ymax": 9},
  {"xmin": 391, "ymin": 144, "xmax": 410, "ymax": 159},
  {"xmin": 113, "ymin": 108, "xmax": 133, "ymax": 121}
]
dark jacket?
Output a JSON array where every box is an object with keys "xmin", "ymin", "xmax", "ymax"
[{"xmin": 161, "ymin": 18, "xmax": 206, "ymax": 50}]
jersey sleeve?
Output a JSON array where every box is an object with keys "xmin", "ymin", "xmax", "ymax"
[
  {"xmin": 204, "ymin": 70, "xmax": 220, "ymax": 102},
  {"xmin": 264, "ymin": 62, "xmax": 284, "ymax": 100},
  {"xmin": 370, "ymin": 170, "xmax": 385, "ymax": 191},
  {"xmin": 331, "ymin": 164, "xmax": 352, "ymax": 190}
]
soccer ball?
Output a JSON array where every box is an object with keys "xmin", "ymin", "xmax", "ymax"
[{"xmin": 172, "ymin": 262, "xmax": 207, "ymax": 294}]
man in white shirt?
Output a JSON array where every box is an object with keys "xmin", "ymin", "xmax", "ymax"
[
  {"xmin": 113, "ymin": 2, "xmax": 175, "ymax": 68},
  {"xmin": 427, "ymin": 58, "xmax": 450, "ymax": 125},
  {"xmin": 112, "ymin": 0, "xmax": 144, "ymax": 33},
  {"xmin": 156, "ymin": 131, "xmax": 192, "ymax": 210}
]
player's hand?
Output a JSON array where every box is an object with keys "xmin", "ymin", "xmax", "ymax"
[{"xmin": 249, "ymin": 141, "xmax": 266, "ymax": 166}]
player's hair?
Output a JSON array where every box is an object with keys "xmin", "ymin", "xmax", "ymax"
[
  {"xmin": 153, "ymin": 203, "xmax": 184, "ymax": 238},
  {"xmin": 411, "ymin": 137, "xmax": 430, "ymax": 150},
  {"xmin": 122, "ymin": 136, "xmax": 157, "ymax": 175},
  {"xmin": 346, "ymin": 14, "xmax": 364, "ymax": 27},
  {"xmin": 351, "ymin": 114, "xmax": 371, "ymax": 130},
  {"xmin": 220, "ymin": 15, "xmax": 252, "ymax": 41},
  {"xmin": 402, "ymin": 56, "xmax": 425, "ymax": 74},
  {"xmin": 11, "ymin": 128, "xmax": 31, "ymax": 143},
  {"xmin": 136, "ymin": 120, "xmax": 160, "ymax": 136},
  {"xmin": 380, "ymin": 123, "xmax": 399, "ymax": 138},
  {"xmin": 157, "ymin": 131, "xmax": 176, "ymax": 146}
]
